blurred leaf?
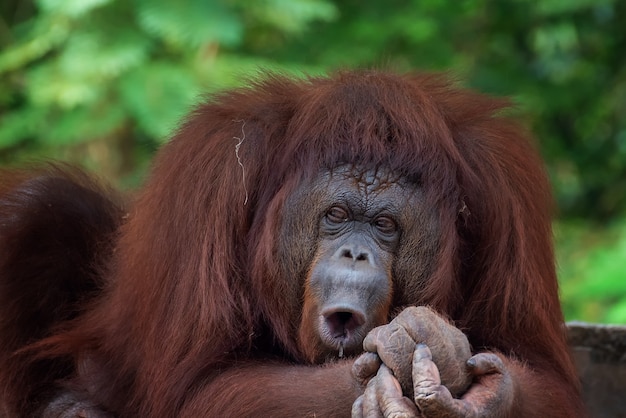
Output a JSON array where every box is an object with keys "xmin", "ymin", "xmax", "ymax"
[
  {"xmin": 119, "ymin": 63, "xmax": 200, "ymax": 140},
  {"xmin": 26, "ymin": 63, "xmax": 104, "ymax": 107},
  {"xmin": 244, "ymin": 0, "xmax": 338, "ymax": 34},
  {"xmin": 606, "ymin": 299, "xmax": 626, "ymax": 323},
  {"xmin": 558, "ymin": 221, "xmax": 626, "ymax": 323},
  {"xmin": 534, "ymin": 0, "xmax": 615, "ymax": 16},
  {"xmin": 42, "ymin": 105, "xmax": 127, "ymax": 145},
  {"xmin": 36, "ymin": 0, "xmax": 111, "ymax": 17},
  {"xmin": 136, "ymin": 0, "xmax": 243, "ymax": 47},
  {"xmin": 58, "ymin": 27, "xmax": 150, "ymax": 79},
  {"xmin": 0, "ymin": 107, "xmax": 47, "ymax": 147},
  {"xmin": 0, "ymin": 17, "xmax": 70, "ymax": 74}
]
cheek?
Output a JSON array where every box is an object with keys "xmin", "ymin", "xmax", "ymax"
[
  {"xmin": 297, "ymin": 280, "xmax": 324, "ymax": 362},
  {"xmin": 392, "ymin": 213, "xmax": 441, "ymax": 304}
]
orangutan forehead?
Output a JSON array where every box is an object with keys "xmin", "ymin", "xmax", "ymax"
[
  {"xmin": 325, "ymin": 165, "xmax": 406, "ymax": 190},
  {"xmin": 299, "ymin": 165, "xmax": 415, "ymax": 210}
]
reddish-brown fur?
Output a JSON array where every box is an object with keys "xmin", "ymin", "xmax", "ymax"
[{"xmin": 0, "ymin": 71, "xmax": 584, "ymax": 416}]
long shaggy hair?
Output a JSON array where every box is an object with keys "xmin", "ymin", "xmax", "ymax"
[{"xmin": 0, "ymin": 71, "xmax": 580, "ymax": 417}]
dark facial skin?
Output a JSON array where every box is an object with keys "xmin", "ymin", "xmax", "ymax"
[
  {"xmin": 309, "ymin": 167, "xmax": 404, "ymax": 354},
  {"xmin": 280, "ymin": 165, "xmax": 438, "ymax": 361}
]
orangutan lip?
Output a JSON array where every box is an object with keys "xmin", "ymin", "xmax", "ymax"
[
  {"xmin": 321, "ymin": 332, "xmax": 362, "ymax": 353},
  {"xmin": 327, "ymin": 311, "xmax": 364, "ymax": 337},
  {"xmin": 322, "ymin": 308, "xmax": 365, "ymax": 338},
  {"xmin": 318, "ymin": 306, "xmax": 367, "ymax": 354}
]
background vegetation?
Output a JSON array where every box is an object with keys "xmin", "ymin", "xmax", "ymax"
[{"xmin": 1, "ymin": 0, "xmax": 624, "ymax": 323}]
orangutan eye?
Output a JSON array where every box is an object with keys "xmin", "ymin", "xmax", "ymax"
[
  {"xmin": 325, "ymin": 206, "xmax": 349, "ymax": 224},
  {"xmin": 373, "ymin": 216, "xmax": 397, "ymax": 234}
]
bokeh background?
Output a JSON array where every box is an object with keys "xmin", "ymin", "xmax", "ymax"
[{"xmin": 1, "ymin": 0, "xmax": 624, "ymax": 323}]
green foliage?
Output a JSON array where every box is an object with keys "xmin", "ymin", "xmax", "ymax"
[
  {"xmin": 557, "ymin": 221, "xmax": 626, "ymax": 323},
  {"xmin": 37, "ymin": 0, "xmax": 111, "ymax": 17},
  {"xmin": 136, "ymin": 0, "xmax": 242, "ymax": 47},
  {"xmin": 119, "ymin": 63, "xmax": 199, "ymax": 140},
  {"xmin": 0, "ymin": 0, "xmax": 336, "ymax": 182},
  {"xmin": 239, "ymin": 0, "xmax": 338, "ymax": 35}
]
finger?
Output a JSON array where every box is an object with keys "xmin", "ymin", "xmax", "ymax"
[
  {"xmin": 362, "ymin": 323, "xmax": 405, "ymax": 354},
  {"xmin": 412, "ymin": 344, "xmax": 468, "ymax": 417},
  {"xmin": 412, "ymin": 344, "xmax": 441, "ymax": 390},
  {"xmin": 353, "ymin": 352, "xmax": 382, "ymax": 385},
  {"xmin": 375, "ymin": 365, "xmax": 419, "ymax": 417},
  {"xmin": 360, "ymin": 373, "xmax": 384, "ymax": 418},
  {"xmin": 396, "ymin": 307, "xmax": 473, "ymax": 397},
  {"xmin": 392, "ymin": 307, "xmax": 431, "ymax": 342},
  {"xmin": 363, "ymin": 324, "xmax": 415, "ymax": 395},
  {"xmin": 351, "ymin": 395, "xmax": 365, "ymax": 418},
  {"xmin": 461, "ymin": 353, "xmax": 515, "ymax": 413},
  {"xmin": 466, "ymin": 352, "xmax": 505, "ymax": 376}
]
